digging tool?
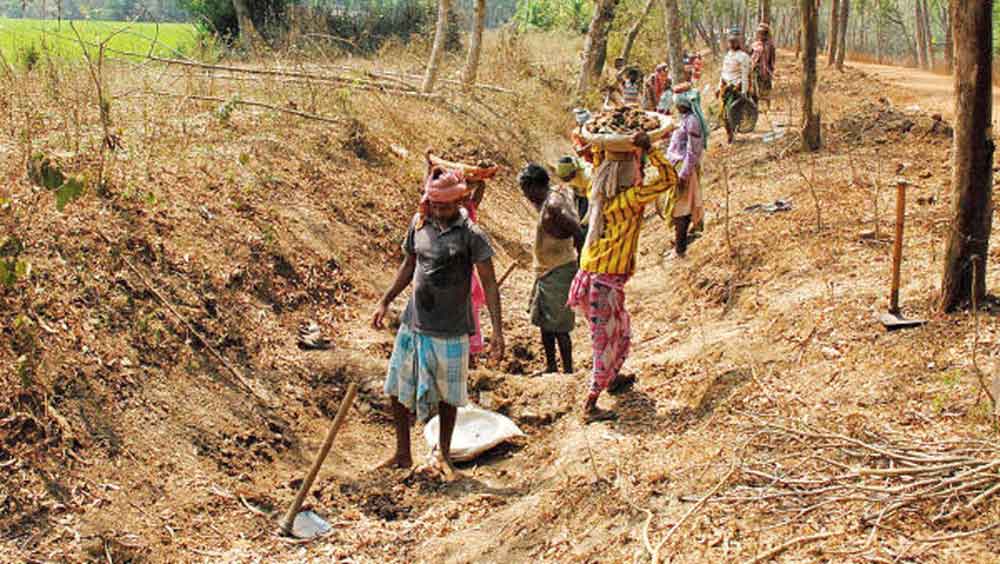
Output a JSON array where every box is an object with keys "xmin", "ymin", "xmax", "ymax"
[
  {"xmin": 497, "ymin": 260, "xmax": 519, "ymax": 289},
  {"xmin": 879, "ymin": 180, "xmax": 927, "ymax": 331},
  {"xmin": 279, "ymin": 382, "xmax": 358, "ymax": 539}
]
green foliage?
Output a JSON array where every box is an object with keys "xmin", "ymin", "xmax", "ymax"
[
  {"xmin": 26, "ymin": 154, "xmax": 87, "ymax": 212},
  {"xmin": 513, "ymin": 0, "xmax": 590, "ymax": 32},
  {"xmin": 178, "ymin": 0, "xmax": 289, "ymax": 43},
  {"xmin": 0, "ymin": 236, "xmax": 30, "ymax": 288},
  {"xmin": 54, "ymin": 176, "xmax": 85, "ymax": 212},
  {"xmin": 27, "ymin": 153, "xmax": 65, "ymax": 189}
]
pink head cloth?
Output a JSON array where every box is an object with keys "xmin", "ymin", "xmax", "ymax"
[{"xmin": 422, "ymin": 167, "xmax": 469, "ymax": 204}]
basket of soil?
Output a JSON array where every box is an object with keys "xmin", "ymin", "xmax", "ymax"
[
  {"xmin": 579, "ymin": 106, "xmax": 675, "ymax": 151},
  {"xmin": 427, "ymin": 150, "xmax": 500, "ymax": 181}
]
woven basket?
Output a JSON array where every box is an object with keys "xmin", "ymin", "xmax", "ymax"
[{"xmin": 427, "ymin": 153, "xmax": 500, "ymax": 181}]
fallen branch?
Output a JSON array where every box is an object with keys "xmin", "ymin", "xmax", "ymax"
[
  {"xmin": 148, "ymin": 91, "xmax": 344, "ymax": 125},
  {"xmin": 743, "ymin": 531, "xmax": 835, "ymax": 564},
  {"xmin": 649, "ymin": 459, "xmax": 738, "ymax": 562}
]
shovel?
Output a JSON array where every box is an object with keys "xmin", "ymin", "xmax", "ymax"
[
  {"xmin": 278, "ymin": 382, "xmax": 358, "ymax": 539},
  {"xmin": 880, "ymin": 181, "xmax": 926, "ymax": 331}
]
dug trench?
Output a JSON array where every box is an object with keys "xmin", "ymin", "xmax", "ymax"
[{"xmin": 2, "ymin": 43, "xmax": 1000, "ymax": 562}]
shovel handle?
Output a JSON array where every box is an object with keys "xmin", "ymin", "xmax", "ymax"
[
  {"xmin": 889, "ymin": 181, "xmax": 906, "ymax": 314},
  {"xmin": 280, "ymin": 382, "xmax": 357, "ymax": 535},
  {"xmin": 497, "ymin": 261, "xmax": 519, "ymax": 289}
]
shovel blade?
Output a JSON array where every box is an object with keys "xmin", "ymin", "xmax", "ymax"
[
  {"xmin": 289, "ymin": 510, "xmax": 331, "ymax": 539},
  {"xmin": 880, "ymin": 312, "xmax": 927, "ymax": 331}
]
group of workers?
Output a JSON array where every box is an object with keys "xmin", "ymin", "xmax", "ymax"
[{"xmin": 369, "ymin": 23, "xmax": 777, "ymax": 479}]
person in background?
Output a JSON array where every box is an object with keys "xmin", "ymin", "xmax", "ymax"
[
  {"xmin": 750, "ymin": 22, "xmax": 776, "ymax": 104},
  {"xmin": 666, "ymin": 92, "xmax": 707, "ymax": 258},
  {"xmin": 555, "ymin": 155, "xmax": 592, "ymax": 222},
  {"xmin": 717, "ymin": 27, "xmax": 751, "ymax": 144},
  {"xmin": 372, "ymin": 167, "xmax": 504, "ymax": 480},
  {"xmin": 643, "ymin": 63, "xmax": 671, "ymax": 112},
  {"xmin": 619, "ymin": 67, "xmax": 643, "ymax": 106},
  {"xmin": 519, "ymin": 164, "xmax": 584, "ymax": 375},
  {"xmin": 569, "ymin": 131, "xmax": 678, "ymax": 422}
]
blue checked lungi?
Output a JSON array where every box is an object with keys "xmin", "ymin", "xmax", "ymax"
[{"xmin": 384, "ymin": 323, "xmax": 469, "ymax": 422}]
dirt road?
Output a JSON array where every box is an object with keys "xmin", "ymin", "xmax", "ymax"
[{"xmin": 843, "ymin": 58, "xmax": 1000, "ymax": 119}]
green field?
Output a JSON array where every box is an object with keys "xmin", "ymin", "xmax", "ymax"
[{"xmin": 0, "ymin": 18, "xmax": 203, "ymax": 65}]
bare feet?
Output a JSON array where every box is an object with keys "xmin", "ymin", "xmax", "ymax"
[
  {"xmin": 377, "ymin": 453, "xmax": 413, "ymax": 470},
  {"xmin": 433, "ymin": 451, "xmax": 460, "ymax": 482},
  {"xmin": 583, "ymin": 395, "xmax": 618, "ymax": 424},
  {"xmin": 607, "ymin": 374, "xmax": 637, "ymax": 395}
]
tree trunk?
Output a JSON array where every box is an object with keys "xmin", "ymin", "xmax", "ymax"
[
  {"xmin": 231, "ymin": 0, "xmax": 263, "ymax": 50},
  {"xmin": 576, "ymin": 0, "xmax": 619, "ymax": 98},
  {"xmin": 422, "ymin": 0, "xmax": 452, "ymax": 93},
  {"xmin": 915, "ymin": 0, "xmax": 928, "ymax": 69},
  {"xmin": 663, "ymin": 0, "xmax": 686, "ymax": 84},
  {"xmin": 801, "ymin": 0, "xmax": 821, "ymax": 151},
  {"xmin": 462, "ymin": 0, "xmax": 486, "ymax": 87},
  {"xmin": 694, "ymin": 20, "xmax": 719, "ymax": 55},
  {"xmin": 944, "ymin": 0, "xmax": 954, "ymax": 74},
  {"xmin": 761, "ymin": 0, "xmax": 771, "ymax": 25},
  {"xmin": 875, "ymin": 8, "xmax": 882, "ymax": 63},
  {"xmin": 827, "ymin": 0, "xmax": 840, "ymax": 66},
  {"xmin": 940, "ymin": 0, "xmax": 994, "ymax": 312},
  {"xmin": 923, "ymin": 0, "xmax": 934, "ymax": 69},
  {"xmin": 621, "ymin": 0, "xmax": 655, "ymax": 64},
  {"xmin": 835, "ymin": 0, "xmax": 849, "ymax": 70}
]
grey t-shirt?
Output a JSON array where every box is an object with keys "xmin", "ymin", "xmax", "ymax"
[{"xmin": 400, "ymin": 209, "xmax": 495, "ymax": 337}]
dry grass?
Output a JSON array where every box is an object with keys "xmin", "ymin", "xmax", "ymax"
[{"xmin": 2, "ymin": 31, "xmax": 1000, "ymax": 564}]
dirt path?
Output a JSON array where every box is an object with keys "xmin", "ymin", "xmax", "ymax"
[{"xmin": 842, "ymin": 58, "xmax": 1000, "ymax": 119}]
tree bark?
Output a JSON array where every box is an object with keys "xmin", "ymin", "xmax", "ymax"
[
  {"xmin": 461, "ymin": 0, "xmax": 486, "ymax": 87},
  {"xmin": 835, "ymin": 0, "xmax": 849, "ymax": 70},
  {"xmin": 940, "ymin": 0, "xmax": 994, "ymax": 312},
  {"xmin": 620, "ymin": 0, "xmax": 655, "ymax": 64},
  {"xmin": 663, "ymin": 0, "xmax": 686, "ymax": 84},
  {"xmin": 231, "ymin": 0, "xmax": 263, "ymax": 50},
  {"xmin": 922, "ymin": 0, "xmax": 934, "ymax": 69},
  {"xmin": 944, "ymin": 0, "xmax": 954, "ymax": 74},
  {"xmin": 827, "ymin": 0, "xmax": 840, "ymax": 66},
  {"xmin": 915, "ymin": 0, "xmax": 928, "ymax": 69},
  {"xmin": 875, "ymin": 7, "xmax": 882, "ymax": 63},
  {"xmin": 576, "ymin": 0, "xmax": 619, "ymax": 98},
  {"xmin": 422, "ymin": 0, "xmax": 452, "ymax": 93},
  {"xmin": 801, "ymin": 0, "xmax": 821, "ymax": 151},
  {"xmin": 760, "ymin": 0, "xmax": 771, "ymax": 25}
]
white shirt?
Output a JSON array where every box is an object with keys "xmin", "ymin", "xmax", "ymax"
[{"xmin": 720, "ymin": 49, "xmax": 751, "ymax": 93}]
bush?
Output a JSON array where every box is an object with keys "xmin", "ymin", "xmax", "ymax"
[{"xmin": 179, "ymin": 0, "xmax": 291, "ymax": 43}]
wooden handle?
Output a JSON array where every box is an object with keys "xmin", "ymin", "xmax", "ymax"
[
  {"xmin": 889, "ymin": 182, "xmax": 906, "ymax": 314},
  {"xmin": 497, "ymin": 261, "xmax": 519, "ymax": 289},
  {"xmin": 280, "ymin": 383, "xmax": 357, "ymax": 535}
]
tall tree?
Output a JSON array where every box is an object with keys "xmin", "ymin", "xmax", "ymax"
[
  {"xmin": 620, "ymin": 0, "xmax": 655, "ymax": 64},
  {"xmin": 576, "ymin": 0, "xmax": 619, "ymax": 98},
  {"xmin": 940, "ymin": 0, "xmax": 994, "ymax": 311},
  {"xmin": 836, "ymin": 0, "xmax": 849, "ymax": 70},
  {"xmin": 663, "ymin": 0, "xmax": 685, "ymax": 84},
  {"xmin": 422, "ymin": 0, "xmax": 452, "ymax": 93},
  {"xmin": 943, "ymin": 0, "xmax": 954, "ymax": 74},
  {"xmin": 922, "ymin": 0, "xmax": 934, "ymax": 69},
  {"xmin": 827, "ymin": 0, "xmax": 841, "ymax": 66},
  {"xmin": 760, "ymin": 0, "xmax": 772, "ymax": 25},
  {"xmin": 915, "ymin": 0, "xmax": 928, "ymax": 69},
  {"xmin": 462, "ymin": 0, "xmax": 486, "ymax": 87},
  {"xmin": 231, "ymin": 0, "xmax": 263, "ymax": 50},
  {"xmin": 801, "ymin": 0, "xmax": 821, "ymax": 151}
]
